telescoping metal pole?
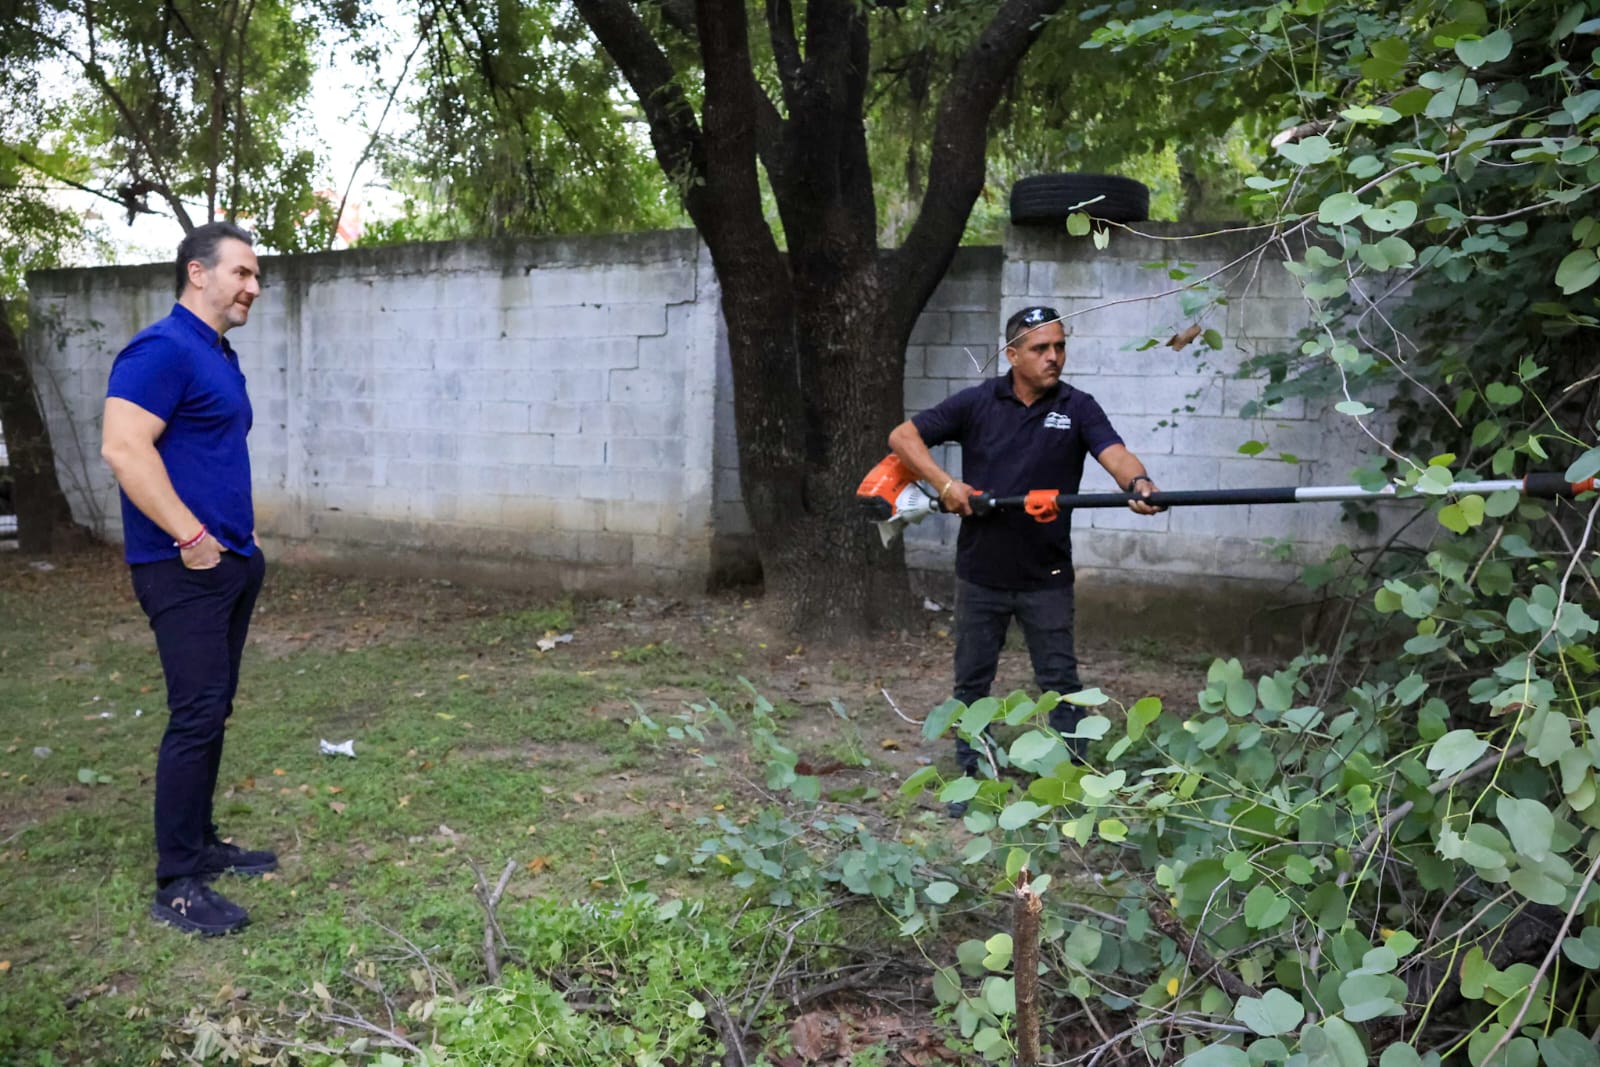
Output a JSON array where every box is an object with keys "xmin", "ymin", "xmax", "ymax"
[{"xmin": 969, "ymin": 473, "xmax": 1597, "ymax": 518}]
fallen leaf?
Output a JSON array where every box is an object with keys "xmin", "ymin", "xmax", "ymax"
[
  {"xmin": 456, "ymin": 674, "xmax": 470, "ymax": 681},
  {"xmin": 790, "ymin": 1011, "xmax": 837, "ymax": 1061},
  {"xmin": 571, "ymin": 792, "xmax": 587, "ymax": 804},
  {"xmin": 0, "ymin": 960, "xmax": 11, "ymax": 972},
  {"xmin": 880, "ymin": 738, "xmax": 900, "ymax": 750},
  {"xmin": 436, "ymin": 713, "xmax": 455, "ymax": 721},
  {"xmin": 1167, "ymin": 323, "xmax": 1203, "ymax": 350},
  {"xmin": 326, "ymin": 785, "xmax": 343, "ymax": 794},
  {"xmin": 526, "ymin": 855, "xmax": 551, "ymax": 872},
  {"xmin": 525, "ymin": 825, "xmax": 537, "ymax": 836},
  {"xmin": 272, "ymin": 768, "xmax": 287, "ymax": 777},
  {"xmin": 397, "ymin": 795, "xmax": 411, "ymax": 808}
]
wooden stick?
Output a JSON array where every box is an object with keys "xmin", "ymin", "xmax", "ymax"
[{"xmin": 1015, "ymin": 868, "xmax": 1044, "ymax": 1067}]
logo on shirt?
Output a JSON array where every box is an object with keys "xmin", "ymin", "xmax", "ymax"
[{"xmin": 1043, "ymin": 412, "xmax": 1073, "ymax": 430}]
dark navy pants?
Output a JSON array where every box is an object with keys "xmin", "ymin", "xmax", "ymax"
[
  {"xmin": 952, "ymin": 579, "xmax": 1084, "ymax": 774},
  {"xmin": 131, "ymin": 549, "xmax": 266, "ymax": 881}
]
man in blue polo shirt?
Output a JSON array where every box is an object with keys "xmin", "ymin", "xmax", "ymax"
[
  {"xmin": 100, "ymin": 221, "xmax": 275, "ymax": 935},
  {"xmin": 889, "ymin": 306, "xmax": 1164, "ymax": 807}
]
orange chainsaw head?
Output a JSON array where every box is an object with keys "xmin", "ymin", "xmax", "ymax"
[{"xmin": 856, "ymin": 453, "xmax": 920, "ymax": 521}]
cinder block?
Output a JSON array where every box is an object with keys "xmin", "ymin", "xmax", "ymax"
[
  {"xmin": 609, "ymin": 437, "xmax": 685, "ymax": 470},
  {"xmin": 1002, "ymin": 260, "xmax": 1029, "ymax": 299},
  {"xmin": 923, "ymin": 346, "xmax": 988, "ymax": 380},
  {"xmin": 630, "ymin": 469, "xmax": 683, "ymax": 504},
  {"xmin": 519, "ymin": 303, "xmax": 669, "ymax": 340},
  {"xmin": 609, "ymin": 369, "xmax": 683, "ymax": 405},
  {"xmin": 1028, "ymin": 261, "xmax": 1102, "ymax": 299},
  {"xmin": 603, "ymin": 499, "xmax": 663, "ymax": 535},
  {"xmin": 551, "ymin": 433, "xmax": 603, "ymax": 468},
  {"xmin": 576, "ymin": 531, "xmax": 633, "ymax": 565},
  {"xmin": 522, "ymin": 266, "xmax": 697, "ymax": 307},
  {"xmin": 555, "ymin": 372, "xmax": 607, "ymax": 404},
  {"xmin": 583, "ymin": 404, "xmax": 683, "ymax": 437},
  {"xmin": 550, "ymin": 498, "xmax": 604, "ymax": 530},
  {"xmin": 578, "ymin": 468, "xmax": 632, "ymax": 501},
  {"xmin": 909, "ymin": 312, "xmax": 951, "ymax": 345},
  {"xmin": 527, "ymin": 402, "xmax": 582, "ymax": 435},
  {"xmin": 475, "ymin": 401, "xmax": 529, "ymax": 435},
  {"xmin": 632, "ymin": 534, "xmax": 691, "ymax": 568},
  {"xmin": 903, "ymin": 377, "xmax": 948, "ymax": 414}
]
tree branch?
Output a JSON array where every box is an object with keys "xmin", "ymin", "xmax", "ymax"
[
  {"xmin": 765, "ymin": 0, "xmax": 802, "ymax": 108},
  {"xmin": 572, "ymin": 0, "xmax": 705, "ymax": 219},
  {"xmin": 329, "ymin": 16, "xmax": 431, "ymax": 250},
  {"xmin": 890, "ymin": 0, "xmax": 1068, "ymax": 318}
]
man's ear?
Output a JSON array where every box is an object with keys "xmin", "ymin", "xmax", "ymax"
[{"xmin": 185, "ymin": 259, "xmax": 208, "ymax": 290}]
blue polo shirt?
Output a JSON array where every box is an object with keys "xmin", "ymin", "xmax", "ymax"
[
  {"xmin": 106, "ymin": 304, "xmax": 256, "ymax": 564},
  {"xmin": 913, "ymin": 373, "xmax": 1122, "ymax": 589}
]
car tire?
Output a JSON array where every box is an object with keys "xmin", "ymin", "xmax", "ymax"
[{"xmin": 1009, "ymin": 173, "xmax": 1151, "ymax": 226}]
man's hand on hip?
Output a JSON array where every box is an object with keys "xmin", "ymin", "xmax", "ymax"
[{"xmin": 181, "ymin": 534, "xmax": 225, "ymax": 570}]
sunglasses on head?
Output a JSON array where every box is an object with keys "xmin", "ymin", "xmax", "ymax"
[{"xmin": 1007, "ymin": 305, "xmax": 1061, "ymax": 341}]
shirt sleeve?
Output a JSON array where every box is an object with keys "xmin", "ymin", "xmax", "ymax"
[
  {"xmin": 1077, "ymin": 392, "xmax": 1125, "ymax": 458},
  {"xmin": 106, "ymin": 334, "xmax": 191, "ymax": 423},
  {"xmin": 911, "ymin": 386, "xmax": 975, "ymax": 447}
]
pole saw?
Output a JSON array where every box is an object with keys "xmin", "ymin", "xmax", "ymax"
[{"xmin": 855, "ymin": 453, "xmax": 1598, "ymax": 548}]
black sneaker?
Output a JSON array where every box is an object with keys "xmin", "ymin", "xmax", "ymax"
[
  {"xmin": 202, "ymin": 839, "xmax": 278, "ymax": 878},
  {"xmin": 946, "ymin": 800, "xmax": 969, "ymax": 819},
  {"xmin": 151, "ymin": 876, "xmax": 249, "ymax": 936}
]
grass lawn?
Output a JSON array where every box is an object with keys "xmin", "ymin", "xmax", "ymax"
[{"xmin": 0, "ymin": 546, "xmax": 1208, "ymax": 1065}]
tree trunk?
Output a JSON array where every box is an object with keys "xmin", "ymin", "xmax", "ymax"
[
  {"xmin": 721, "ymin": 255, "xmax": 919, "ymax": 637},
  {"xmin": 575, "ymin": 0, "xmax": 1067, "ymax": 636},
  {"xmin": 0, "ymin": 297, "xmax": 83, "ymax": 553}
]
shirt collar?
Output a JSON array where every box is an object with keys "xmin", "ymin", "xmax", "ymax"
[{"xmin": 170, "ymin": 302, "xmax": 235, "ymax": 359}]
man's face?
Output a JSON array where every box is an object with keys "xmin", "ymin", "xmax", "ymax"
[
  {"xmin": 190, "ymin": 238, "xmax": 261, "ymax": 332},
  {"xmin": 1006, "ymin": 320, "xmax": 1067, "ymax": 394}
]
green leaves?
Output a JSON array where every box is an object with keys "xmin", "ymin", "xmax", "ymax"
[
  {"xmin": 1565, "ymin": 446, "xmax": 1600, "ymax": 483},
  {"xmin": 1318, "ymin": 192, "xmax": 1364, "ymax": 225},
  {"xmin": 1554, "ymin": 249, "xmax": 1600, "ymax": 294},
  {"xmin": 1455, "ymin": 29, "xmax": 1513, "ymax": 68},
  {"xmin": 1243, "ymin": 884, "xmax": 1291, "ymax": 928},
  {"xmin": 1234, "ymin": 988, "xmax": 1306, "ymax": 1036},
  {"xmin": 1339, "ymin": 973, "xmax": 1403, "ymax": 1021},
  {"xmin": 1277, "ymin": 135, "xmax": 1340, "ymax": 167},
  {"xmin": 1425, "ymin": 730, "xmax": 1490, "ymax": 779}
]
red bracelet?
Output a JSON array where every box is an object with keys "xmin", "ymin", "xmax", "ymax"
[{"xmin": 175, "ymin": 525, "xmax": 208, "ymax": 551}]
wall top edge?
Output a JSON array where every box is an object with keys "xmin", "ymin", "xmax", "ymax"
[{"xmin": 26, "ymin": 229, "xmax": 709, "ymax": 291}]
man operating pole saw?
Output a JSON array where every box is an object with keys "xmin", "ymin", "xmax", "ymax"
[{"xmin": 887, "ymin": 305, "xmax": 1166, "ymax": 815}]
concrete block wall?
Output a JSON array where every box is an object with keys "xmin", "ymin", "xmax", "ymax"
[
  {"xmin": 28, "ymin": 231, "xmax": 725, "ymax": 591},
  {"xmin": 26, "ymin": 222, "xmax": 1370, "ymax": 597}
]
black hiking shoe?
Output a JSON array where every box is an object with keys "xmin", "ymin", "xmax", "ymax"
[
  {"xmin": 151, "ymin": 876, "xmax": 249, "ymax": 937},
  {"xmin": 946, "ymin": 800, "xmax": 970, "ymax": 819},
  {"xmin": 201, "ymin": 839, "xmax": 278, "ymax": 878}
]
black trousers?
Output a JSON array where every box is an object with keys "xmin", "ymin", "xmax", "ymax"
[
  {"xmin": 952, "ymin": 578, "xmax": 1084, "ymax": 774},
  {"xmin": 131, "ymin": 549, "xmax": 266, "ymax": 881}
]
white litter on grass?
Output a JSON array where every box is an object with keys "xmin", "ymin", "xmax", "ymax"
[
  {"xmin": 535, "ymin": 632, "xmax": 574, "ymax": 652},
  {"xmin": 923, "ymin": 598, "xmax": 944, "ymax": 612},
  {"xmin": 134, "ymin": 709, "xmax": 143, "ymax": 717},
  {"xmin": 28, "ymin": 561, "xmax": 55, "ymax": 572},
  {"xmin": 32, "ymin": 746, "xmax": 51, "ymax": 759},
  {"xmin": 319, "ymin": 738, "xmax": 356, "ymax": 758}
]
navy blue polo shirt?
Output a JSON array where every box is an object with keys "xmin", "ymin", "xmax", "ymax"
[
  {"xmin": 107, "ymin": 303, "xmax": 256, "ymax": 564},
  {"xmin": 913, "ymin": 372, "xmax": 1122, "ymax": 589}
]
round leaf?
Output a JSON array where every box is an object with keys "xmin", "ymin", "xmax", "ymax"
[
  {"xmin": 1234, "ymin": 988, "xmax": 1306, "ymax": 1036},
  {"xmin": 1425, "ymin": 729, "xmax": 1490, "ymax": 779},
  {"xmin": 1319, "ymin": 192, "xmax": 1365, "ymax": 225}
]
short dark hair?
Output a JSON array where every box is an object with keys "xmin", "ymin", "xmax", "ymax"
[
  {"xmin": 174, "ymin": 221, "xmax": 255, "ymax": 297},
  {"xmin": 1005, "ymin": 305, "xmax": 1062, "ymax": 343}
]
